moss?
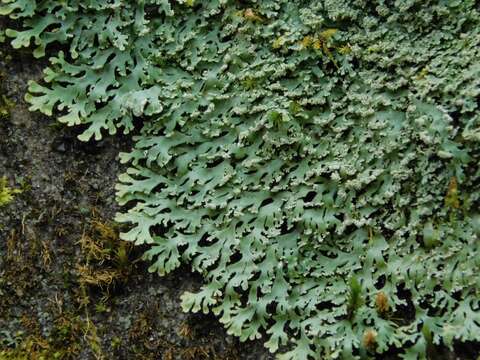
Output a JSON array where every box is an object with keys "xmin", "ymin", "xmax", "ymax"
[
  {"xmin": 0, "ymin": 229, "xmax": 38, "ymax": 309},
  {"xmin": 0, "ymin": 71, "xmax": 14, "ymax": 121},
  {"xmin": 0, "ymin": 312, "xmax": 104, "ymax": 360},
  {"xmin": 0, "ymin": 95, "xmax": 13, "ymax": 121},
  {"xmin": 75, "ymin": 218, "xmax": 136, "ymax": 297},
  {"xmin": 0, "ymin": 177, "xmax": 21, "ymax": 207}
]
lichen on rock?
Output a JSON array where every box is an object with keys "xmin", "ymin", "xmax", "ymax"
[{"xmin": 1, "ymin": 0, "xmax": 480, "ymax": 358}]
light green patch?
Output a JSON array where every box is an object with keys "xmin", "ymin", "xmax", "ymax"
[{"xmin": 0, "ymin": 176, "xmax": 22, "ymax": 207}]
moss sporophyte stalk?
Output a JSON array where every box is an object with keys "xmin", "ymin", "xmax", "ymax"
[{"xmin": 1, "ymin": 1, "xmax": 480, "ymax": 358}]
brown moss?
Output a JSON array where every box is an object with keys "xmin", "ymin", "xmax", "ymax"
[
  {"xmin": 375, "ymin": 291, "xmax": 389, "ymax": 315},
  {"xmin": 128, "ymin": 302, "xmax": 160, "ymax": 343},
  {"xmin": 181, "ymin": 345, "xmax": 215, "ymax": 360},
  {"xmin": 75, "ymin": 217, "xmax": 136, "ymax": 298},
  {"xmin": 76, "ymin": 264, "xmax": 120, "ymax": 289},
  {"xmin": 178, "ymin": 322, "xmax": 195, "ymax": 340},
  {"xmin": 445, "ymin": 176, "xmax": 460, "ymax": 209},
  {"xmin": 362, "ymin": 329, "xmax": 377, "ymax": 351},
  {"xmin": 243, "ymin": 8, "xmax": 263, "ymax": 22},
  {"xmin": 0, "ymin": 227, "xmax": 39, "ymax": 305}
]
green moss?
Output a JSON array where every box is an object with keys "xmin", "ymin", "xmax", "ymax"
[
  {"xmin": 0, "ymin": 313, "xmax": 91, "ymax": 360},
  {"xmin": 0, "ymin": 94, "xmax": 14, "ymax": 121},
  {"xmin": 0, "ymin": 177, "xmax": 21, "ymax": 207}
]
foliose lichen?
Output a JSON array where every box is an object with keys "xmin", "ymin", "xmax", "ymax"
[{"xmin": 1, "ymin": 1, "xmax": 479, "ymax": 358}]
